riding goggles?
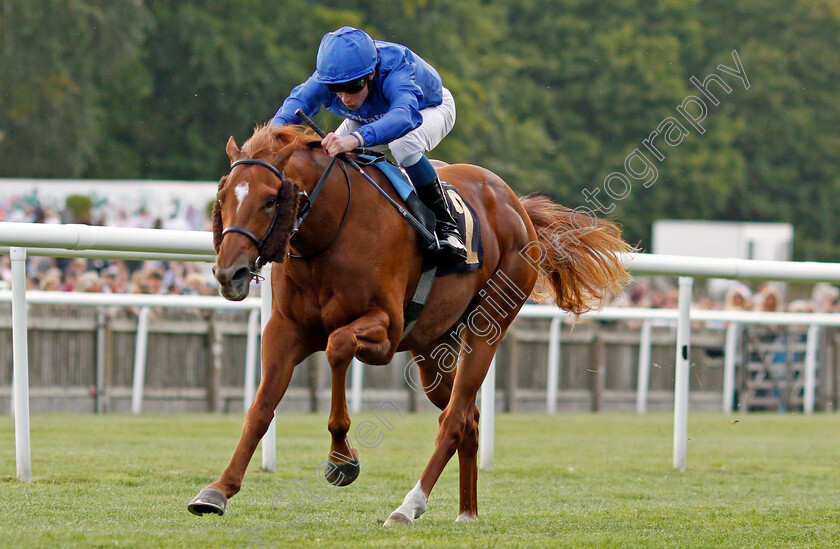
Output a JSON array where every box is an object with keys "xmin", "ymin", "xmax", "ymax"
[{"xmin": 326, "ymin": 76, "xmax": 369, "ymax": 94}]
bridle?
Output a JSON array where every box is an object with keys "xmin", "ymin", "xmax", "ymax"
[
  {"xmin": 220, "ymin": 158, "xmax": 287, "ymax": 258},
  {"xmin": 219, "ymin": 155, "xmax": 351, "ymax": 275}
]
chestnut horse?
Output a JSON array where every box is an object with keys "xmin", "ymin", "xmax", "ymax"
[{"xmin": 188, "ymin": 124, "xmax": 631, "ymax": 525}]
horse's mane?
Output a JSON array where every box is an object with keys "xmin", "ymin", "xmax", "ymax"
[
  {"xmin": 212, "ymin": 124, "xmax": 320, "ymax": 262},
  {"xmin": 240, "ymin": 124, "xmax": 321, "ymax": 159}
]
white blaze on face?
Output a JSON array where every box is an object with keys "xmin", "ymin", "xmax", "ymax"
[{"xmin": 234, "ymin": 182, "xmax": 249, "ymax": 212}]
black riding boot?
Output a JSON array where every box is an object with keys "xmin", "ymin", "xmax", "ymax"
[{"xmin": 416, "ymin": 178, "xmax": 468, "ymax": 263}]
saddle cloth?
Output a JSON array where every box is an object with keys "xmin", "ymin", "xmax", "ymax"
[{"xmin": 363, "ymin": 156, "xmax": 484, "ymax": 276}]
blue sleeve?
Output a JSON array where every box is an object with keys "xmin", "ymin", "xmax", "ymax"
[
  {"xmin": 271, "ymin": 76, "xmax": 332, "ymax": 127},
  {"xmin": 356, "ymin": 66, "xmax": 423, "ymax": 146}
]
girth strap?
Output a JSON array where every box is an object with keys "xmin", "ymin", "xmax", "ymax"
[{"xmin": 401, "ymin": 259, "xmax": 437, "ymax": 340}]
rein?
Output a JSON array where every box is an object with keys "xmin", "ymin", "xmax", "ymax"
[
  {"xmin": 220, "ymin": 155, "xmax": 351, "ymax": 274},
  {"xmin": 287, "ymin": 158, "xmax": 352, "ymax": 260}
]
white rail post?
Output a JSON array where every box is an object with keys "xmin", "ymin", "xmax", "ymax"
[
  {"xmin": 673, "ymin": 277, "xmax": 693, "ymax": 472},
  {"xmin": 95, "ymin": 309, "xmax": 107, "ymax": 413},
  {"xmin": 636, "ymin": 320, "xmax": 652, "ymax": 415},
  {"xmin": 722, "ymin": 323, "xmax": 739, "ymax": 414},
  {"xmin": 10, "ymin": 247, "xmax": 31, "ymax": 482},
  {"xmin": 243, "ymin": 309, "xmax": 260, "ymax": 412},
  {"xmin": 350, "ymin": 359, "xmax": 364, "ymax": 414},
  {"xmin": 804, "ymin": 324, "xmax": 819, "ymax": 414},
  {"xmin": 260, "ymin": 265, "xmax": 276, "ymax": 472},
  {"xmin": 479, "ymin": 356, "xmax": 497, "ymax": 471},
  {"xmin": 546, "ymin": 316, "xmax": 561, "ymax": 415},
  {"xmin": 131, "ymin": 306, "xmax": 151, "ymax": 415}
]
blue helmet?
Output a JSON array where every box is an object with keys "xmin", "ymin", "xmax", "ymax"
[{"xmin": 314, "ymin": 26, "xmax": 378, "ymax": 84}]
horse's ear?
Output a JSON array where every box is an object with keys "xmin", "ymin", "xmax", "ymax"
[
  {"xmin": 271, "ymin": 137, "xmax": 300, "ymax": 169},
  {"xmin": 226, "ymin": 136, "xmax": 242, "ymax": 161}
]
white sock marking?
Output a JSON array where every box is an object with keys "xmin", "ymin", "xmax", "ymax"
[
  {"xmin": 391, "ymin": 480, "xmax": 427, "ymax": 523},
  {"xmin": 456, "ymin": 512, "xmax": 477, "ymax": 522}
]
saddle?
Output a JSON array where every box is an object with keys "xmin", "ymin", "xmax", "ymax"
[
  {"xmin": 358, "ymin": 155, "xmax": 483, "ymax": 276},
  {"xmin": 355, "ymin": 154, "xmax": 484, "ymax": 339}
]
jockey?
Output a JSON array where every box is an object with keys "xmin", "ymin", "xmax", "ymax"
[{"xmin": 271, "ymin": 26, "xmax": 467, "ymax": 262}]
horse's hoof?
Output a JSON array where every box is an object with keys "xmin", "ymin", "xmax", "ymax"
[
  {"xmin": 188, "ymin": 488, "xmax": 227, "ymax": 516},
  {"xmin": 455, "ymin": 513, "xmax": 477, "ymax": 522},
  {"xmin": 325, "ymin": 457, "xmax": 360, "ymax": 487},
  {"xmin": 384, "ymin": 512, "xmax": 413, "ymax": 526}
]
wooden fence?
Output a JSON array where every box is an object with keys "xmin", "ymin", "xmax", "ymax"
[{"xmin": 0, "ymin": 303, "xmax": 837, "ymax": 414}]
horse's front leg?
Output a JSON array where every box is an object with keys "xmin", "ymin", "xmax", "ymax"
[
  {"xmin": 188, "ymin": 315, "xmax": 307, "ymax": 516},
  {"xmin": 323, "ymin": 308, "xmax": 395, "ymax": 487}
]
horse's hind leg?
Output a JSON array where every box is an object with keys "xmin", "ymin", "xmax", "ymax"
[
  {"xmin": 386, "ymin": 328, "xmax": 496, "ymax": 526},
  {"xmin": 422, "ymin": 367, "xmax": 480, "ymax": 522},
  {"xmin": 386, "ymin": 264, "xmax": 532, "ymax": 526},
  {"xmin": 406, "ymin": 333, "xmax": 479, "ymax": 521},
  {"xmin": 455, "ymin": 403, "xmax": 480, "ymax": 521},
  {"xmin": 411, "ymin": 332, "xmax": 459, "ymax": 410},
  {"xmin": 323, "ymin": 308, "xmax": 395, "ymax": 486}
]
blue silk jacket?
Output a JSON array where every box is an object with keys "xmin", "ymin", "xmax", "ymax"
[{"xmin": 271, "ymin": 41, "xmax": 444, "ymax": 147}]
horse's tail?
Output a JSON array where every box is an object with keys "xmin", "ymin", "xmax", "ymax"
[{"xmin": 519, "ymin": 194, "xmax": 634, "ymax": 314}]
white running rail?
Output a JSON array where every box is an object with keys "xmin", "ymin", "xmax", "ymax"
[{"xmin": 4, "ymin": 220, "xmax": 840, "ymax": 480}]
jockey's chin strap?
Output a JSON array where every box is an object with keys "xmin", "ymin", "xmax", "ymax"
[{"xmin": 220, "ymin": 156, "xmax": 349, "ymax": 276}]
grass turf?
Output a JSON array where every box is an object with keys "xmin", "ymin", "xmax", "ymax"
[{"xmin": 1, "ymin": 412, "xmax": 839, "ymax": 548}]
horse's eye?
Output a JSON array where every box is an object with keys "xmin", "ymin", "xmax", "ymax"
[{"xmin": 265, "ymin": 196, "xmax": 276, "ymax": 209}]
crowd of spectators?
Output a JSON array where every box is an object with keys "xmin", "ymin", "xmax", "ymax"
[
  {"xmin": 0, "ymin": 192, "xmax": 230, "ymax": 299},
  {"xmin": 0, "ymin": 255, "xmax": 219, "ymax": 298},
  {"xmin": 614, "ymin": 279, "xmax": 840, "ymax": 315},
  {"xmin": 0, "ymin": 188, "xmax": 209, "ymax": 230}
]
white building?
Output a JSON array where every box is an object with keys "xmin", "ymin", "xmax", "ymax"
[
  {"xmin": 652, "ymin": 219, "xmax": 793, "ymax": 261},
  {"xmin": 651, "ymin": 219, "xmax": 794, "ymax": 298}
]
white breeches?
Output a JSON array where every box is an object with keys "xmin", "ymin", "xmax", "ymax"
[{"xmin": 336, "ymin": 87, "xmax": 456, "ymax": 167}]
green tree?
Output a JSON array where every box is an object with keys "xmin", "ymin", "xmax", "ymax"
[
  {"xmin": 499, "ymin": 0, "xmax": 746, "ymax": 247},
  {"xmin": 134, "ymin": 0, "xmax": 352, "ymax": 180},
  {"xmin": 3, "ymin": 0, "xmax": 840, "ymax": 262},
  {"xmin": 0, "ymin": 0, "xmax": 151, "ymax": 177},
  {"xmin": 699, "ymin": 0, "xmax": 840, "ymax": 260}
]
